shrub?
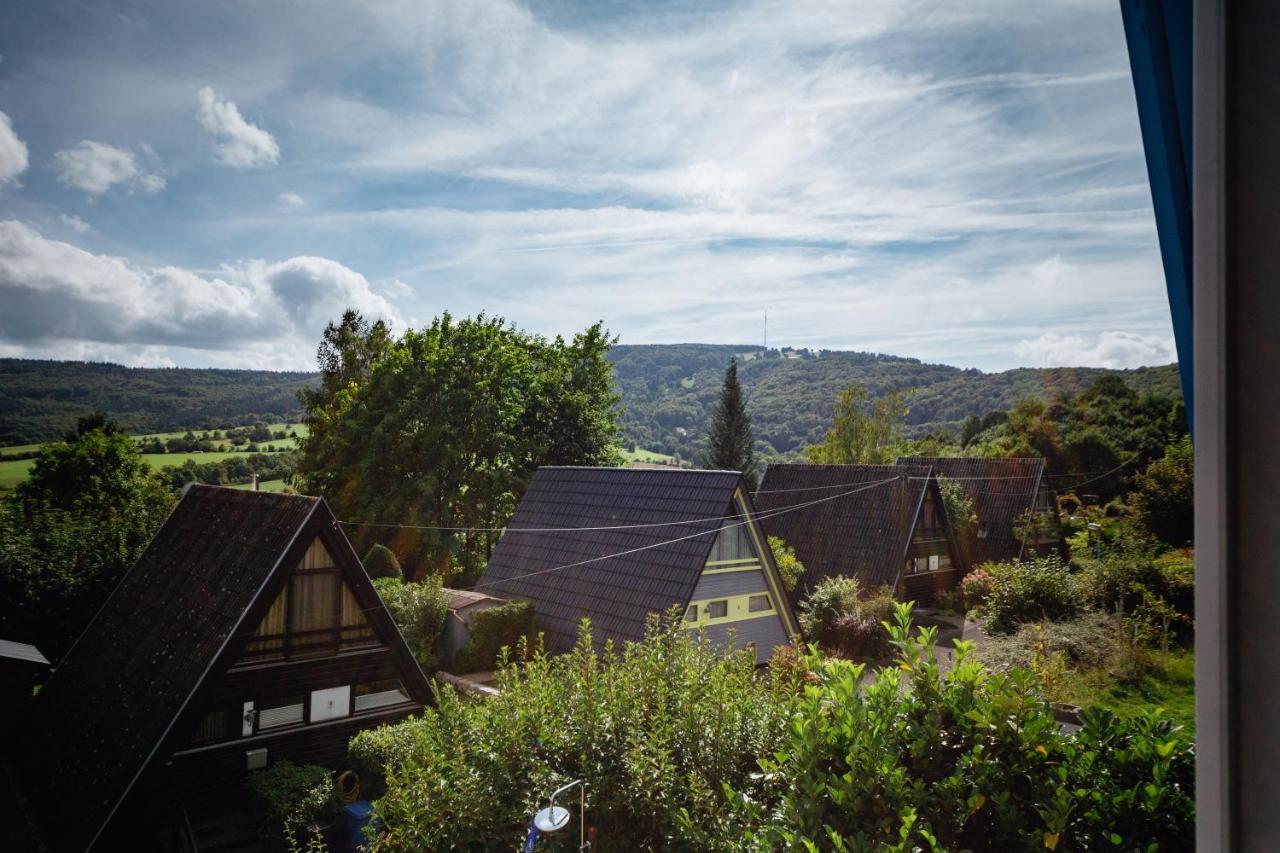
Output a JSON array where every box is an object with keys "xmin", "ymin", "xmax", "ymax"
[
  {"xmin": 958, "ymin": 566, "xmax": 995, "ymax": 610},
  {"xmin": 363, "ymin": 543, "xmax": 403, "ymax": 581},
  {"xmin": 1130, "ymin": 435, "xmax": 1193, "ymax": 546},
  {"xmin": 1074, "ymin": 545, "xmax": 1193, "ymax": 625},
  {"xmin": 360, "ymin": 613, "xmax": 794, "ymax": 851},
  {"xmin": 985, "ymin": 554, "xmax": 1083, "ymax": 634},
  {"xmin": 767, "ymin": 535, "xmax": 804, "ymax": 592},
  {"xmin": 245, "ymin": 760, "xmax": 340, "ymax": 851},
  {"xmin": 857, "ymin": 584, "xmax": 898, "ymax": 630},
  {"xmin": 829, "ymin": 611, "xmax": 889, "ymax": 660},
  {"xmin": 798, "ymin": 574, "xmax": 862, "ymax": 644},
  {"xmin": 450, "ymin": 598, "xmax": 536, "ymax": 673},
  {"xmin": 372, "ymin": 575, "xmax": 448, "ymax": 671},
  {"xmin": 697, "ymin": 604, "xmax": 1195, "ymax": 852}
]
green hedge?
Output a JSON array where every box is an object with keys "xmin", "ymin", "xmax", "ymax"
[
  {"xmin": 372, "ymin": 576, "xmax": 448, "ymax": 671},
  {"xmin": 363, "ymin": 543, "xmax": 403, "ymax": 581},
  {"xmin": 450, "ymin": 599, "xmax": 535, "ymax": 673},
  {"xmin": 353, "ymin": 606, "xmax": 1194, "ymax": 851},
  {"xmin": 245, "ymin": 760, "xmax": 340, "ymax": 851}
]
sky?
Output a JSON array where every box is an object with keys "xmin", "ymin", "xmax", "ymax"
[{"xmin": 0, "ymin": 0, "xmax": 1176, "ymax": 372}]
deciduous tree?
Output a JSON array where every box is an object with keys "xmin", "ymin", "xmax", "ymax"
[{"xmin": 297, "ymin": 312, "xmax": 620, "ymax": 579}]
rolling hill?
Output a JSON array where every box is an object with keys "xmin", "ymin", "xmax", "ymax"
[{"xmin": 0, "ymin": 349, "xmax": 1182, "ymax": 460}]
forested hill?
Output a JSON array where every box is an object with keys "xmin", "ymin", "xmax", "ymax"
[
  {"xmin": 0, "ymin": 349, "xmax": 1181, "ymax": 453},
  {"xmin": 0, "ymin": 360, "xmax": 315, "ymax": 445},
  {"xmin": 609, "ymin": 344, "xmax": 1182, "ymax": 461}
]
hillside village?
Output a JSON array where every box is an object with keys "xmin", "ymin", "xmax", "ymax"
[{"xmin": 0, "ymin": 313, "xmax": 1194, "ymax": 852}]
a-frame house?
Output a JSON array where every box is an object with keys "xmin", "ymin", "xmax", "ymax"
[
  {"xmin": 476, "ymin": 467, "xmax": 800, "ymax": 665},
  {"xmin": 21, "ymin": 485, "xmax": 432, "ymax": 852},
  {"xmin": 755, "ymin": 464, "xmax": 967, "ymax": 606}
]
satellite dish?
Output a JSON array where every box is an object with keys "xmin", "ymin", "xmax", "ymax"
[{"xmin": 533, "ymin": 805, "xmax": 570, "ymax": 834}]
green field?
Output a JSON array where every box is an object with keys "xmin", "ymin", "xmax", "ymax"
[
  {"xmin": 0, "ymin": 423, "xmax": 308, "ymax": 491},
  {"xmin": 0, "ymin": 422, "xmax": 308, "ymax": 458},
  {"xmin": 0, "ymin": 459, "xmax": 30, "ymax": 491},
  {"xmin": 618, "ymin": 445, "xmax": 678, "ymax": 465},
  {"xmin": 232, "ymin": 478, "xmax": 289, "ymax": 493}
]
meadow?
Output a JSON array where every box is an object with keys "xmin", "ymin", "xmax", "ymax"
[{"xmin": 0, "ymin": 423, "xmax": 308, "ymax": 490}]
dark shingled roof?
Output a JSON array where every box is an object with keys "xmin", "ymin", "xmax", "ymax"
[
  {"xmin": 755, "ymin": 464, "xmax": 931, "ymax": 598},
  {"xmin": 475, "ymin": 467, "xmax": 746, "ymax": 654},
  {"xmin": 24, "ymin": 485, "xmax": 321, "ymax": 853},
  {"xmin": 896, "ymin": 456, "xmax": 1046, "ymax": 565}
]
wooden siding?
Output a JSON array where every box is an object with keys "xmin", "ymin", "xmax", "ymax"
[
  {"xmin": 189, "ymin": 648, "xmax": 404, "ymax": 733},
  {"xmin": 901, "ymin": 568, "xmax": 959, "ymax": 607},
  {"xmin": 698, "ymin": 617, "xmax": 791, "ymax": 665},
  {"xmin": 164, "ymin": 704, "xmax": 418, "ymax": 813},
  {"xmin": 690, "ymin": 568, "xmax": 771, "ymax": 599}
]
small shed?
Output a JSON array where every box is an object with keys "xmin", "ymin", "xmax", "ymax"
[
  {"xmin": 0, "ymin": 639, "xmax": 49, "ymax": 724},
  {"xmin": 442, "ymin": 588, "xmax": 509, "ymax": 660}
]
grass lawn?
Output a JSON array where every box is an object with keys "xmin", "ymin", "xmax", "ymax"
[
  {"xmin": 0, "ymin": 442, "xmax": 301, "ymax": 491},
  {"xmin": 0, "ymin": 458, "xmax": 31, "ymax": 490},
  {"xmin": 618, "ymin": 445, "xmax": 677, "ymax": 465},
  {"xmin": 1063, "ymin": 646, "xmax": 1195, "ymax": 734},
  {"xmin": 231, "ymin": 478, "xmax": 289, "ymax": 492}
]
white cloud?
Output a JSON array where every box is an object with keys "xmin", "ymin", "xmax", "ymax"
[
  {"xmin": 59, "ymin": 213, "xmax": 90, "ymax": 233},
  {"xmin": 0, "ymin": 220, "xmax": 400, "ymax": 360},
  {"xmin": 1015, "ymin": 331, "xmax": 1176, "ymax": 369},
  {"xmin": 278, "ymin": 191, "xmax": 305, "ymax": 210},
  {"xmin": 0, "ymin": 111, "xmax": 28, "ymax": 186},
  {"xmin": 52, "ymin": 140, "xmax": 164, "ymax": 195},
  {"xmin": 197, "ymin": 86, "xmax": 279, "ymax": 168}
]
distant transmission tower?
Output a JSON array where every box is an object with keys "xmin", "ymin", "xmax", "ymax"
[{"xmin": 764, "ymin": 309, "xmax": 768, "ymax": 351}]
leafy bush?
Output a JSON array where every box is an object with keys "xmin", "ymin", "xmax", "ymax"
[
  {"xmin": 828, "ymin": 612, "xmax": 890, "ymax": 660},
  {"xmin": 985, "ymin": 554, "xmax": 1083, "ymax": 634},
  {"xmin": 767, "ymin": 535, "xmax": 804, "ymax": 592},
  {"xmin": 694, "ymin": 604, "xmax": 1195, "ymax": 852},
  {"xmin": 799, "ymin": 574, "xmax": 863, "ymax": 644},
  {"xmin": 1129, "ymin": 435, "xmax": 1193, "ymax": 546},
  {"xmin": 1074, "ymin": 546, "xmax": 1193, "ymax": 624},
  {"xmin": 857, "ymin": 585, "xmax": 898, "ymax": 629},
  {"xmin": 357, "ymin": 613, "xmax": 793, "ymax": 851},
  {"xmin": 372, "ymin": 576, "xmax": 448, "ymax": 671},
  {"xmin": 801, "ymin": 576, "xmax": 896, "ymax": 660},
  {"xmin": 245, "ymin": 760, "xmax": 340, "ymax": 851},
  {"xmin": 958, "ymin": 566, "xmax": 995, "ymax": 610},
  {"xmin": 363, "ymin": 543, "xmax": 403, "ymax": 581},
  {"xmin": 450, "ymin": 598, "xmax": 536, "ymax": 674}
]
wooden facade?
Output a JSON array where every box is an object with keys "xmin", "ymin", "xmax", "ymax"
[{"xmin": 21, "ymin": 486, "xmax": 432, "ymax": 852}]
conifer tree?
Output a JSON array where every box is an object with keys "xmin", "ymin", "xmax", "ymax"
[{"xmin": 704, "ymin": 358, "xmax": 758, "ymax": 489}]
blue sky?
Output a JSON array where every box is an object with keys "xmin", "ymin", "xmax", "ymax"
[{"xmin": 0, "ymin": 0, "xmax": 1175, "ymax": 371}]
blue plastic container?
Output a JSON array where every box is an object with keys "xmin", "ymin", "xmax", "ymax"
[{"xmin": 342, "ymin": 801, "xmax": 378, "ymax": 852}]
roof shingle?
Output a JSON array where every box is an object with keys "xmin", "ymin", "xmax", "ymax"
[
  {"xmin": 475, "ymin": 467, "xmax": 745, "ymax": 654},
  {"xmin": 755, "ymin": 464, "xmax": 930, "ymax": 597}
]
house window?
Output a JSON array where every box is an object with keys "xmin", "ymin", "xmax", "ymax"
[
  {"xmin": 976, "ymin": 526, "xmax": 989, "ymax": 539},
  {"xmin": 257, "ymin": 700, "xmax": 305, "ymax": 730},
  {"xmin": 354, "ymin": 680, "xmax": 410, "ymax": 712},
  {"xmin": 685, "ymin": 604, "xmax": 698, "ymax": 621},
  {"xmin": 748, "ymin": 594, "xmax": 771, "ymax": 613},
  {"xmin": 192, "ymin": 709, "xmax": 229, "ymax": 744},
  {"xmin": 239, "ymin": 539, "xmax": 378, "ymax": 665},
  {"xmin": 710, "ymin": 521, "xmax": 756, "ymax": 562},
  {"xmin": 707, "ymin": 600, "xmax": 728, "ymax": 619}
]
